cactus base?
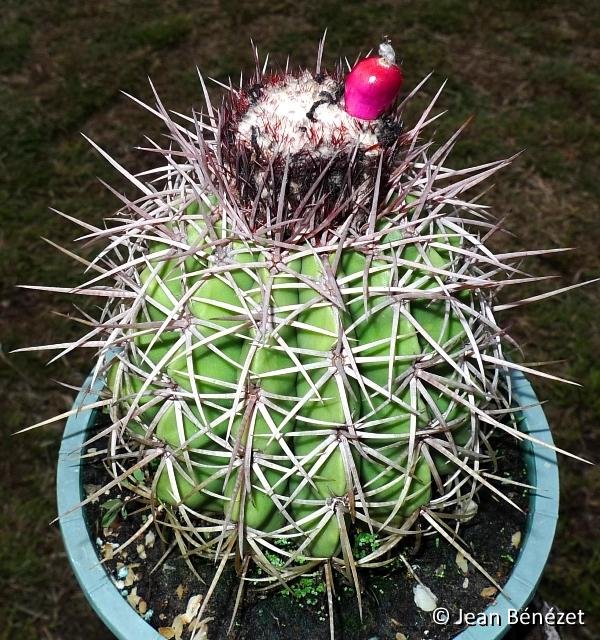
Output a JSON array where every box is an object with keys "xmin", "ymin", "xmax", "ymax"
[{"xmin": 58, "ymin": 369, "xmax": 557, "ymax": 640}]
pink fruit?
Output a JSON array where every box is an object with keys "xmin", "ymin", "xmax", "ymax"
[{"xmin": 344, "ymin": 41, "xmax": 404, "ymax": 120}]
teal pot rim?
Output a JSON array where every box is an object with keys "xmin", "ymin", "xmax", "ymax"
[{"xmin": 57, "ymin": 369, "xmax": 558, "ymax": 640}]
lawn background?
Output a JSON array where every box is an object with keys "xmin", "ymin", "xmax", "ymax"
[{"xmin": 0, "ymin": 1, "xmax": 598, "ymax": 638}]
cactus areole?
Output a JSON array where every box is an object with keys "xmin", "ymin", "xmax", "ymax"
[{"xmin": 29, "ymin": 35, "xmax": 579, "ymax": 636}]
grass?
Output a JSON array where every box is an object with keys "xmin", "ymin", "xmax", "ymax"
[{"xmin": 1, "ymin": 1, "xmax": 598, "ymax": 638}]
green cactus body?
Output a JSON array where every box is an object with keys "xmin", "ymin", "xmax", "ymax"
[
  {"xmin": 292, "ymin": 253, "xmax": 359, "ymax": 557},
  {"xmin": 222, "ymin": 253, "xmax": 299, "ymax": 531},
  {"xmin": 89, "ymin": 50, "xmax": 525, "ymax": 581},
  {"xmin": 106, "ymin": 201, "xmax": 486, "ymax": 556},
  {"xmin": 158, "ymin": 241, "xmax": 255, "ymax": 512},
  {"xmin": 117, "ymin": 232, "xmax": 460, "ymax": 557},
  {"xmin": 106, "ymin": 364, "xmax": 158, "ymax": 428},
  {"xmin": 341, "ymin": 247, "xmax": 431, "ymax": 527}
]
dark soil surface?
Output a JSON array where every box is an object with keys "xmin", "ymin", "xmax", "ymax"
[{"xmin": 83, "ymin": 412, "xmax": 527, "ymax": 640}]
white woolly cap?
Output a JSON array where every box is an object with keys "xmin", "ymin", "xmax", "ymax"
[{"xmin": 236, "ymin": 71, "xmax": 380, "ymax": 158}]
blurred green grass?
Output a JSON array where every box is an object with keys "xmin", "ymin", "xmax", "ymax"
[{"xmin": 1, "ymin": 1, "xmax": 598, "ymax": 638}]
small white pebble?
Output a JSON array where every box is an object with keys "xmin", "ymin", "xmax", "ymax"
[
  {"xmin": 511, "ymin": 531, "xmax": 522, "ymax": 548},
  {"xmin": 455, "ymin": 552, "xmax": 469, "ymax": 575},
  {"xmin": 145, "ymin": 530, "xmax": 156, "ymax": 548},
  {"xmin": 481, "ymin": 586, "xmax": 498, "ymax": 599},
  {"xmin": 459, "ymin": 498, "xmax": 478, "ymax": 522},
  {"xmin": 413, "ymin": 583, "xmax": 438, "ymax": 612},
  {"xmin": 185, "ymin": 594, "xmax": 204, "ymax": 621}
]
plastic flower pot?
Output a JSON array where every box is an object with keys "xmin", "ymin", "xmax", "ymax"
[{"xmin": 57, "ymin": 368, "xmax": 559, "ymax": 640}]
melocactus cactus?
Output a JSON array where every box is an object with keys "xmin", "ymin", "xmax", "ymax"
[
  {"xmin": 23, "ymin": 35, "xmax": 587, "ymax": 633},
  {"xmin": 108, "ymin": 51, "xmax": 474, "ymax": 559}
]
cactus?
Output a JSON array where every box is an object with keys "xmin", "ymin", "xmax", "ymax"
[{"xmin": 20, "ymin": 35, "xmax": 590, "ymax": 636}]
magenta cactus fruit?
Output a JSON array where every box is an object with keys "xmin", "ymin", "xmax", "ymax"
[{"xmin": 344, "ymin": 40, "xmax": 404, "ymax": 119}]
